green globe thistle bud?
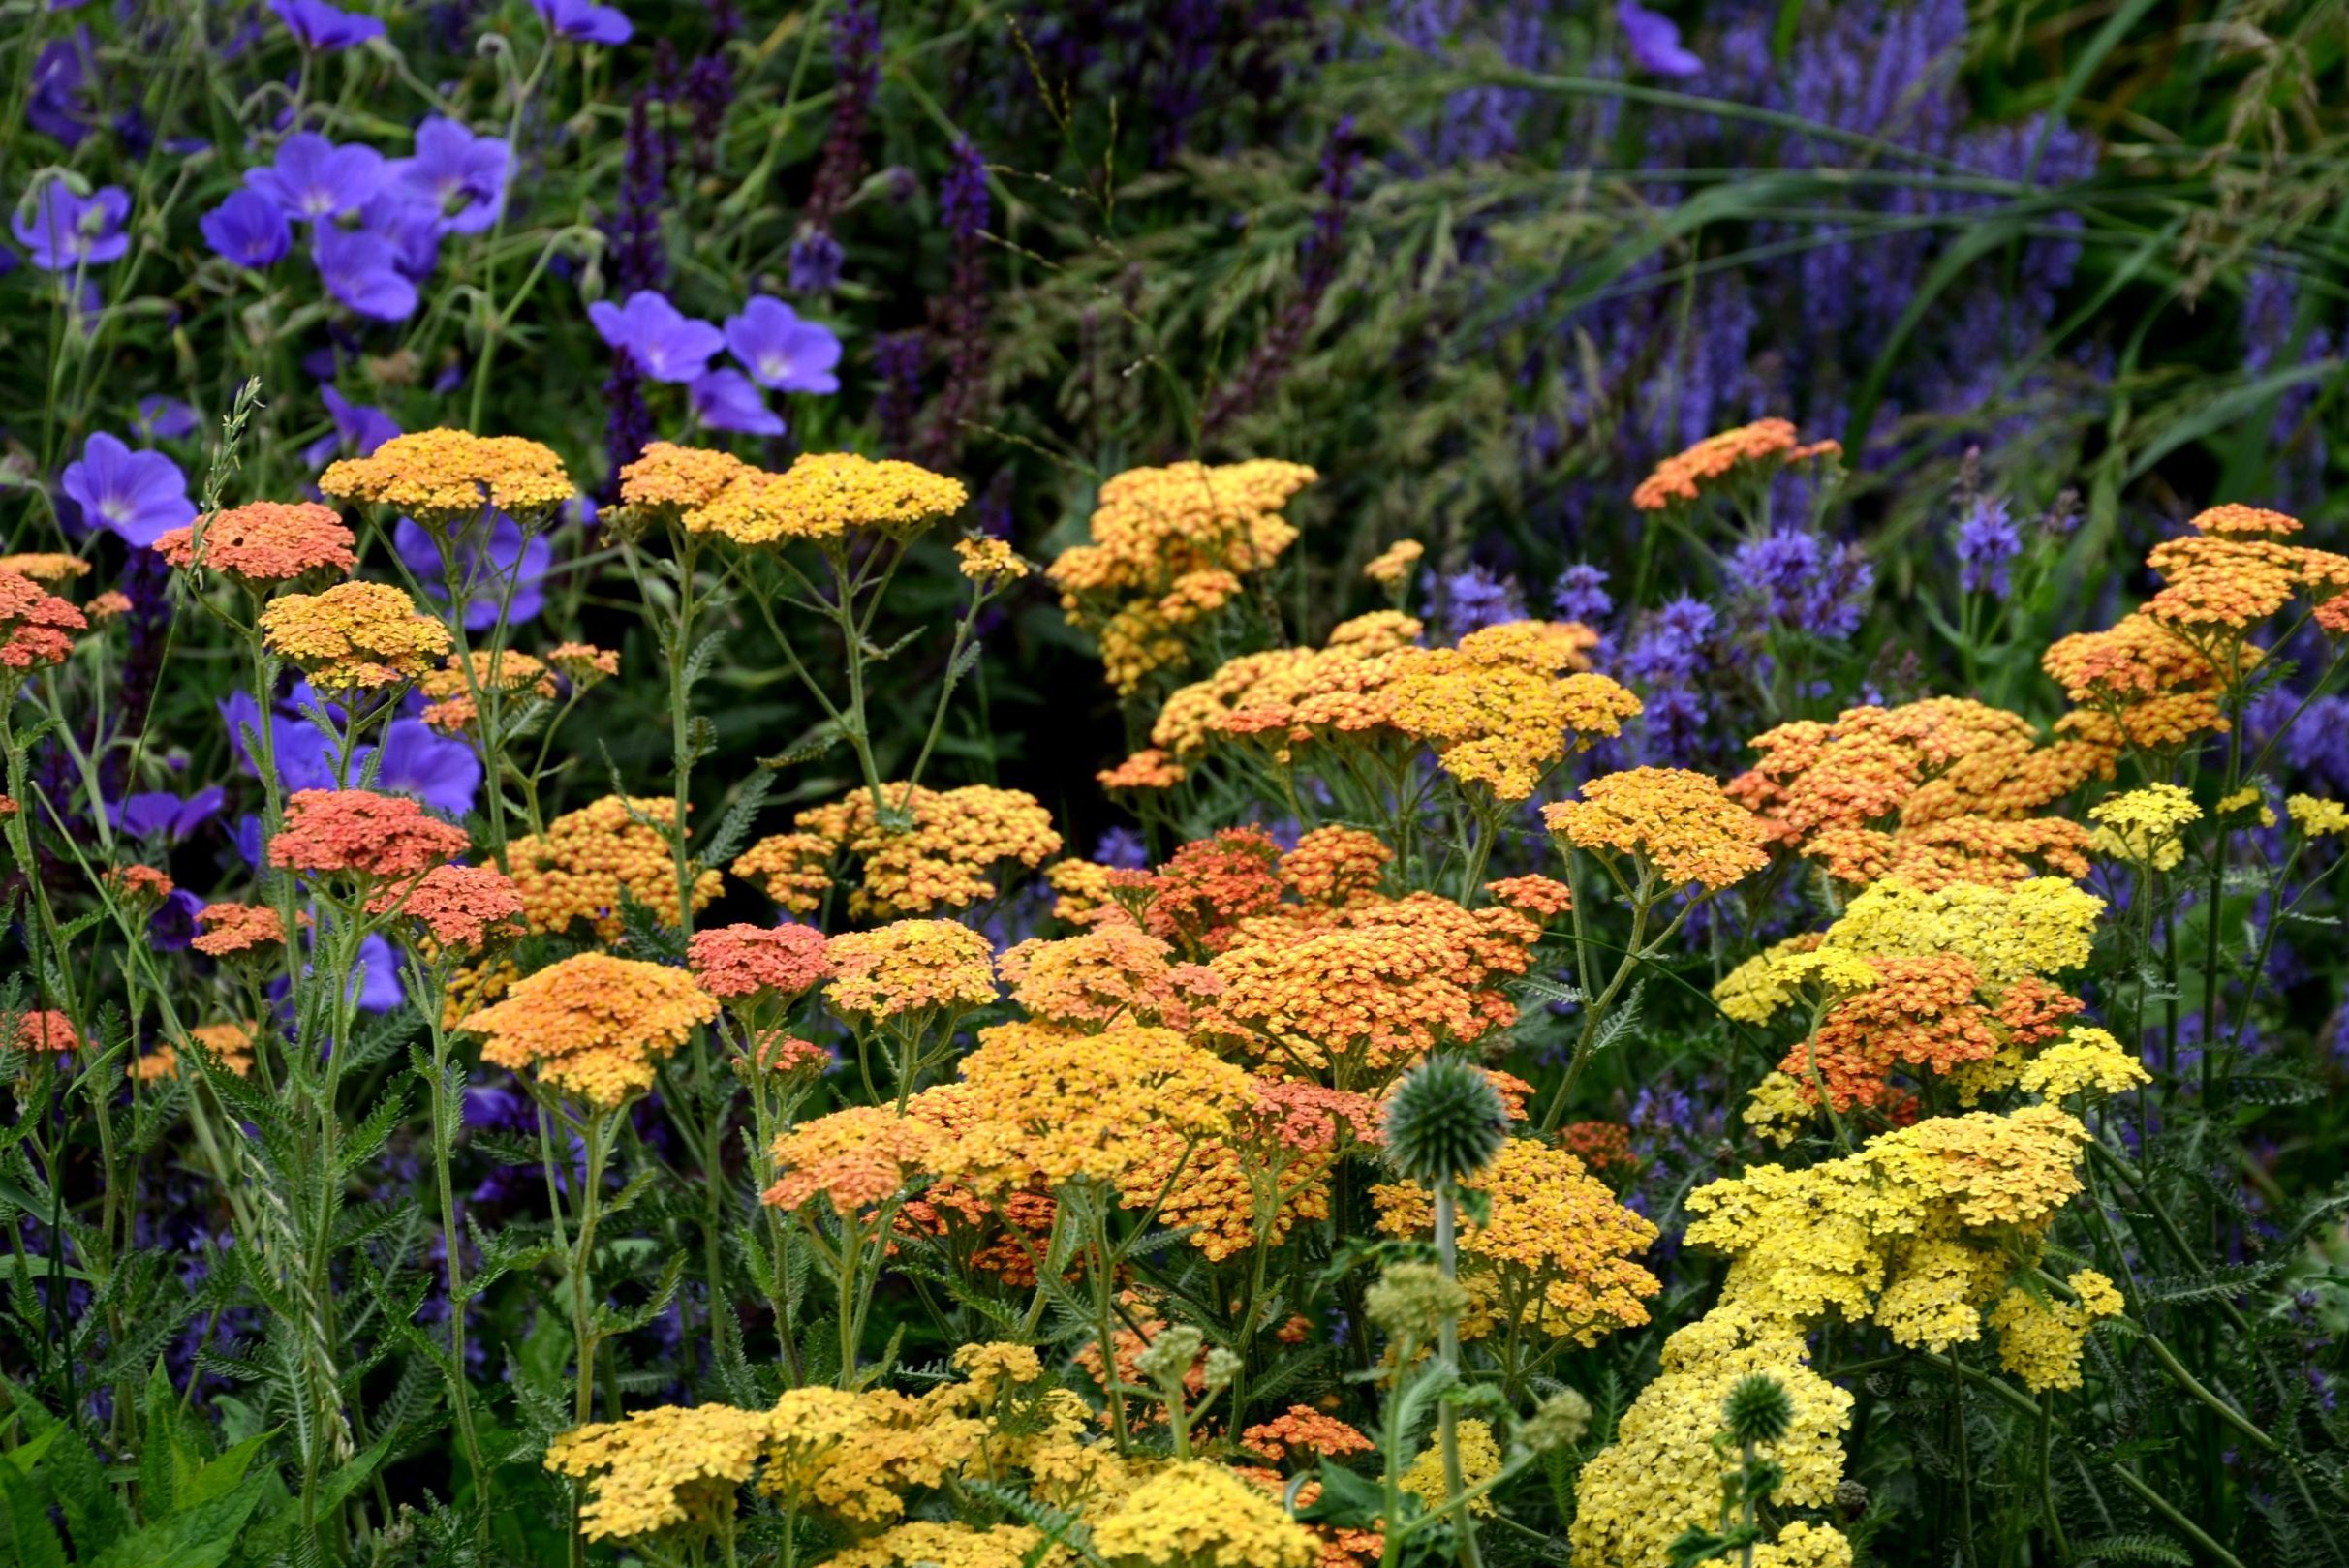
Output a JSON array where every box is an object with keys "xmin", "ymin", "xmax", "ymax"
[
  {"xmin": 1382, "ymin": 1057, "xmax": 1508, "ymax": 1186},
  {"xmin": 1201, "ymin": 1346, "xmax": 1243, "ymax": 1391},
  {"xmin": 1134, "ymin": 1326, "xmax": 1204, "ymax": 1390},
  {"xmin": 1519, "ymin": 1387, "xmax": 1593, "ymax": 1453},
  {"xmin": 1723, "ymin": 1373, "xmax": 1793, "ymax": 1446},
  {"xmin": 1364, "ymin": 1261, "xmax": 1470, "ymax": 1341}
]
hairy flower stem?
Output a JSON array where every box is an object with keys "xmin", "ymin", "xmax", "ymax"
[
  {"xmin": 416, "ymin": 959, "xmax": 492, "ymax": 1529},
  {"xmin": 1433, "ymin": 1181, "xmax": 1485, "ymax": 1568}
]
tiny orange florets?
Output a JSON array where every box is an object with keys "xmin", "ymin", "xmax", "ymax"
[
  {"xmin": 319, "ymin": 428, "xmax": 573, "ymax": 527},
  {"xmin": 369, "ymin": 862, "xmax": 526, "ymax": 948},
  {"xmin": 0, "ymin": 569, "xmax": 89, "ymax": 672},
  {"xmin": 687, "ymin": 922, "xmax": 834, "ymax": 1000},
  {"xmin": 459, "ymin": 953, "xmax": 717, "ymax": 1108},
  {"xmin": 259, "ymin": 581, "xmax": 452, "ymax": 690},
  {"xmin": 270, "ymin": 789, "xmax": 470, "ymax": 881},
  {"xmin": 191, "ymin": 901, "xmax": 300, "ymax": 957},
  {"xmin": 155, "ymin": 501, "xmax": 356, "ymax": 586},
  {"xmin": 1631, "ymin": 419, "xmax": 1840, "ymax": 512}
]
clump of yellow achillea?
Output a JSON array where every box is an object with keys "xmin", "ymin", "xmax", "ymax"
[
  {"xmin": 319, "ymin": 428, "xmax": 572, "ymax": 528},
  {"xmin": 258, "ymin": 580, "xmax": 450, "ymax": 691},
  {"xmin": 458, "ymin": 953, "xmax": 716, "ymax": 1108}
]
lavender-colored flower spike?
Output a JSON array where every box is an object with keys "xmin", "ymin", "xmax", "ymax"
[
  {"xmin": 1954, "ymin": 496, "xmax": 2021, "ymax": 598},
  {"xmin": 1553, "ymin": 563, "xmax": 1613, "ymax": 625}
]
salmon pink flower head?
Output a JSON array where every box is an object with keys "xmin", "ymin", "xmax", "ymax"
[
  {"xmin": 270, "ymin": 788, "xmax": 470, "ymax": 882},
  {"xmin": 4, "ymin": 1010, "xmax": 82, "ymax": 1056},
  {"xmin": 368, "ymin": 863, "xmax": 525, "ymax": 949},
  {"xmin": 1630, "ymin": 419, "xmax": 1840, "ymax": 513},
  {"xmin": 0, "ymin": 569, "xmax": 89, "ymax": 672},
  {"xmin": 687, "ymin": 922, "xmax": 834, "ymax": 1001},
  {"xmin": 155, "ymin": 501, "xmax": 356, "ymax": 589},
  {"xmin": 191, "ymin": 902, "xmax": 301, "ymax": 958},
  {"xmin": 459, "ymin": 953, "xmax": 716, "ymax": 1109},
  {"xmin": 318, "ymin": 429, "xmax": 573, "ymax": 532}
]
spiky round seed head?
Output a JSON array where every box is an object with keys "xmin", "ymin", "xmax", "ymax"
[
  {"xmin": 1134, "ymin": 1326, "xmax": 1204, "ymax": 1389},
  {"xmin": 1520, "ymin": 1387, "xmax": 1593, "ymax": 1453},
  {"xmin": 1724, "ymin": 1373, "xmax": 1793, "ymax": 1446},
  {"xmin": 1383, "ymin": 1057, "xmax": 1508, "ymax": 1185},
  {"xmin": 1363, "ymin": 1261, "xmax": 1469, "ymax": 1341}
]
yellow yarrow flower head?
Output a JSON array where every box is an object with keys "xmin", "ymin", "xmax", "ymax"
[
  {"xmin": 2087, "ymin": 784, "xmax": 2201, "ymax": 871},
  {"xmin": 954, "ymin": 536, "xmax": 1031, "ymax": 586},
  {"xmin": 824, "ymin": 919, "xmax": 1001, "ymax": 1021},
  {"xmin": 1362, "ymin": 538, "xmax": 1423, "ymax": 587},
  {"xmin": 1400, "ymin": 1419, "xmax": 1503, "ymax": 1517},
  {"xmin": 2018, "ymin": 1027, "xmax": 2150, "ymax": 1101},
  {"xmin": 319, "ymin": 428, "xmax": 572, "ymax": 530},
  {"xmin": 2215, "ymin": 786, "xmax": 2276, "ymax": 827},
  {"xmin": 545, "ymin": 1400, "xmax": 781, "ymax": 1543},
  {"xmin": 1090, "ymin": 1460, "xmax": 1317, "ymax": 1568},
  {"xmin": 1987, "ymin": 1269, "xmax": 2125, "ymax": 1392},
  {"xmin": 259, "ymin": 580, "xmax": 451, "ymax": 691},
  {"xmin": 1545, "ymin": 766, "xmax": 1772, "ymax": 891},
  {"xmin": 2287, "ymin": 794, "xmax": 2349, "ymax": 837},
  {"xmin": 684, "ymin": 451, "xmax": 968, "ymax": 546}
]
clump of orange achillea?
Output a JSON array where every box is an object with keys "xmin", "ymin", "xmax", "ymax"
[
  {"xmin": 1728, "ymin": 697, "xmax": 2105, "ymax": 891},
  {"xmin": 1047, "ymin": 458, "xmax": 1318, "ymax": 694}
]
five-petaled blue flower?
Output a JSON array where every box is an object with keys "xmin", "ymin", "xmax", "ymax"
[
  {"xmin": 59, "ymin": 432, "xmax": 196, "ymax": 547},
  {"xmin": 200, "ymin": 189, "xmax": 293, "ymax": 269},
  {"xmin": 247, "ymin": 132, "xmax": 387, "ymax": 222},
  {"xmin": 13, "ymin": 183, "xmax": 131, "ymax": 270},
  {"xmin": 724, "ymin": 295, "xmax": 844, "ymax": 394},
  {"xmin": 588, "ymin": 290, "xmax": 726, "ymax": 383}
]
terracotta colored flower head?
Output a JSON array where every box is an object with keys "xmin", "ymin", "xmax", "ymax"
[
  {"xmin": 191, "ymin": 901, "xmax": 300, "ymax": 958},
  {"xmin": 687, "ymin": 922, "xmax": 834, "ymax": 1001},
  {"xmin": 155, "ymin": 501, "xmax": 356, "ymax": 588},
  {"xmin": 368, "ymin": 862, "xmax": 526, "ymax": 948},
  {"xmin": 0, "ymin": 569, "xmax": 89, "ymax": 673},
  {"xmin": 271, "ymin": 789, "xmax": 470, "ymax": 882},
  {"xmin": 4, "ymin": 1009, "xmax": 82, "ymax": 1056}
]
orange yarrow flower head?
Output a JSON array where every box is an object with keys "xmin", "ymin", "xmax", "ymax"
[
  {"xmin": 764, "ymin": 1104, "xmax": 944, "ymax": 1214},
  {"xmin": 507, "ymin": 795, "xmax": 721, "ymax": 938},
  {"xmin": 1485, "ymin": 874, "xmax": 1574, "ymax": 919},
  {"xmin": 368, "ymin": 863, "xmax": 526, "ymax": 949},
  {"xmin": 823, "ymin": 920, "xmax": 1000, "ymax": 1022},
  {"xmin": 259, "ymin": 580, "xmax": 451, "ymax": 691},
  {"xmin": 102, "ymin": 863, "xmax": 175, "ymax": 907},
  {"xmin": 1362, "ymin": 539, "xmax": 1424, "ymax": 588},
  {"xmin": 612, "ymin": 441, "xmax": 758, "ymax": 531},
  {"xmin": 319, "ymin": 428, "xmax": 573, "ymax": 531},
  {"xmin": 544, "ymin": 641, "xmax": 620, "ymax": 687},
  {"xmin": 459, "ymin": 953, "xmax": 717, "ymax": 1109},
  {"xmin": 184, "ymin": 1021, "xmax": 259, "ymax": 1078},
  {"xmin": 688, "ymin": 922, "xmax": 834, "ymax": 1002},
  {"xmin": 4, "ymin": 1010, "xmax": 82, "ymax": 1057},
  {"xmin": 270, "ymin": 788, "xmax": 469, "ymax": 882},
  {"xmin": 680, "ymin": 450, "xmax": 968, "ymax": 547},
  {"xmin": 155, "ymin": 502, "xmax": 355, "ymax": 590},
  {"xmin": 1632, "ymin": 419, "xmax": 1841, "ymax": 513},
  {"xmin": 1544, "ymin": 767, "xmax": 1771, "ymax": 891},
  {"xmin": 85, "ymin": 590, "xmax": 133, "ymax": 623},
  {"xmin": 954, "ymin": 536, "xmax": 1030, "ymax": 586},
  {"xmin": 1097, "ymin": 748, "xmax": 1186, "ymax": 792},
  {"xmin": 418, "ymin": 649, "xmax": 556, "ymax": 731},
  {"xmin": 731, "ymin": 784, "xmax": 1061, "ymax": 920},
  {"xmin": 0, "ymin": 569, "xmax": 88, "ymax": 673},
  {"xmin": 191, "ymin": 901, "xmax": 303, "ymax": 959},
  {"xmin": 2191, "ymin": 503, "xmax": 2301, "ymax": 538},
  {"xmin": 998, "ymin": 924, "xmax": 1224, "ymax": 1031}
]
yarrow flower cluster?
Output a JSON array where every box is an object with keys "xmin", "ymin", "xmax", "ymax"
[
  {"xmin": 459, "ymin": 952, "xmax": 718, "ymax": 1107},
  {"xmin": 319, "ymin": 429, "xmax": 573, "ymax": 529}
]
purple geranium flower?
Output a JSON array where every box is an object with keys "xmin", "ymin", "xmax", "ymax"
[
  {"xmin": 357, "ymin": 184, "xmax": 445, "ymax": 277},
  {"xmin": 271, "ymin": 0, "xmax": 386, "ymax": 49},
  {"xmin": 220, "ymin": 691, "xmax": 338, "ymax": 792},
  {"xmin": 13, "ymin": 183, "xmax": 131, "ymax": 269},
  {"xmin": 312, "ymin": 225, "xmax": 417, "ymax": 321},
  {"xmin": 355, "ymin": 718, "xmax": 480, "ymax": 815},
  {"xmin": 247, "ymin": 133, "xmax": 386, "ymax": 222},
  {"xmin": 303, "ymin": 384, "xmax": 400, "ymax": 467},
  {"xmin": 534, "ymin": 0, "xmax": 632, "ymax": 45},
  {"xmin": 110, "ymin": 786, "xmax": 225, "ymax": 843},
  {"xmin": 588, "ymin": 290, "xmax": 725, "ymax": 383},
  {"xmin": 200, "ymin": 189, "xmax": 293, "ymax": 268},
  {"xmin": 724, "ymin": 295, "xmax": 843, "ymax": 393},
  {"xmin": 689, "ymin": 369, "xmax": 785, "ymax": 436},
  {"xmin": 390, "ymin": 116, "xmax": 510, "ymax": 235},
  {"xmin": 394, "ymin": 512, "xmax": 555, "ymax": 630},
  {"xmin": 1618, "ymin": 0, "xmax": 1701, "ymax": 77},
  {"xmin": 135, "ymin": 396, "xmax": 200, "ymax": 442},
  {"xmin": 59, "ymin": 433, "xmax": 196, "ymax": 547},
  {"xmin": 28, "ymin": 31, "xmax": 99, "ymax": 148}
]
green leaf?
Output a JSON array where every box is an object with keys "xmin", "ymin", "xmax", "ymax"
[
  {"xmin": 139, "ymin": 1365, "xmax": 183, "ymax": 1520},
  {"xmin": 240, "ymin": 1434, "xmax": 391, "ymax": 1562},
  {"xmin": 177, "ymin": 1431, "xmax": 270, "ymax": 1513},
  {"xmin": 9, "ymin": 1405, "xmax": 125, "ymax": 1558},
  {"xmin": 0, "ymin": 1452, "xmax": 68, "ymax": 1568},
  {"xmin": 1295, "ymin": 1458, "xmax": 1385, "ymax": 1527},
  {"xmin": 86, "ymin": 1477, "xmax": 264, "ymax": 1568}
]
